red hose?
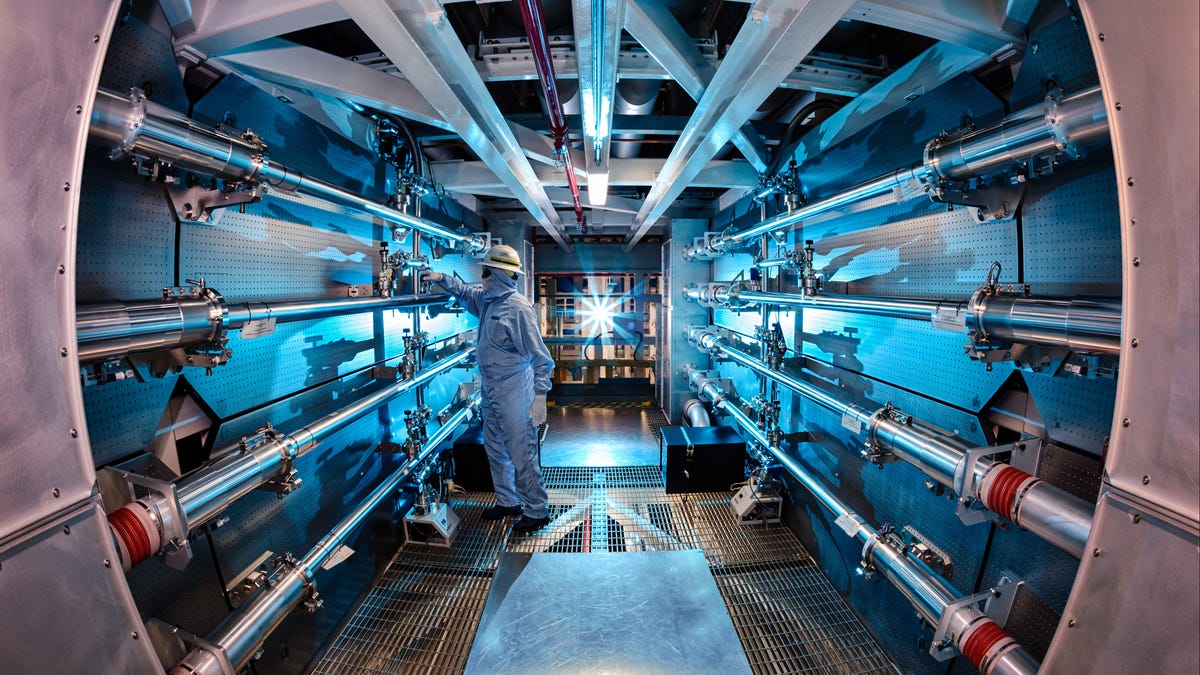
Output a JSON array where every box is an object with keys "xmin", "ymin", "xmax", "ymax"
[
  {"xmin": 982, "ymin": 465, "xmax": 1040, "ymax": 522},
  {"xmin": 518, "ymin": 0, "xmax": 586, "ymax": 230},
  {"xmin": 108, "ymin": 503, "xmax": 153, "ymax": 571},
  {"xmin": 959, "ymin": 618, "xmax": 1013, "ymax": 673}
]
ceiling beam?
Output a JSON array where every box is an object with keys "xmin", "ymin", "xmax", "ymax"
[
  {"xmin": 624, "ymin": 0, "xmax": 771, "ymax": 173},
  {"xmin": 845, "ymin": 0, "xmax": 1024, "ymax": 57},
  {"xmin": 624, "ymin": 0, "xmax": 855, "ymax": 250},
  {"xmin": 215, "ymin": 39, "xmax": 451, "ymax": 130},
  {"xmin": 171, "ymin": 0, "xmax": 347, "ymax": 60},
  {"xmin": 432, "ymin": 158, "xmax": 759, "ymax": 192},
  {"xmin": 337, "ymin": 0, "xmax": 572, "ymax": 250}
]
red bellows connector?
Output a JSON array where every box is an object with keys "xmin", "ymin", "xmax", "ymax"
[
  {"xmin": 518, "ymin": 0, "xmax": 586, "ymax": 231},
  {"xmin": 958, "ymin": 617, "xmax": 1018, "ymax": 674},
  {"xmin": 980, "ymin": 465, "xmax": 1042, "ymax": 523},
  {"xmin": 107, "ymin": 501, "xmax": 162, "ymax": 571}
]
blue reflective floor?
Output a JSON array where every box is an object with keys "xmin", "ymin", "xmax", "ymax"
[{"xmin": 540, "ymin": 406, "xmax": 660, "ymax": 467}]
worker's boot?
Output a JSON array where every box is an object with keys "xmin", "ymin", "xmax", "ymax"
[
  {"xmin": 512, "ymin": 515, "xmax": 551, "ymax": 533},
  {"xmin": 481, "ymin": 504, "xmax": 523, "ymax": 521}
]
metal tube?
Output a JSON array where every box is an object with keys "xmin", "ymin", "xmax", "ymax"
[
  {"xmin": 1012, "ymin": 482, "xmax": 1093, "ymax": 559},
  {"xmin": 683, "ymin": 86, "xmax": 1109, "ymax": 260},
  {"xmin": 971, "ymin": 293, "xmax": 1122, "ymax": 356},
  {"xmin": 738, "ymin": 289, "xmax": 951, "ymax": 322},
  {"xmin": 682, "ymin": 398, "xmax": 712, "ymax": 427},
  {"xmin": 686, "ymin": 369, "xmax": 1037, "ymax": 675},
  {"xmin": 687, "ymin": 283, "xmax": 1121, "ymax": 357},
  {"xmin": 78, "ymin": 293, "xmax": 451, "ymax": 364},
  {"xmin": 175, "ymin": 347, "xmax": 473, "ymax": 531},
  {"xmin": 76, "ymin": 297, "xmax": 221, "ymax": 362},
  {"xmin": 687, "ymin": 326, "xmax": 1092, "ymax": 557},
  {"xmin": 91, "ymin": 87, "xmax": 484, "ymax": 251},
  {"xmin": 178, "ymin": 395, "xmax": 481, "ymax": 674},
  {"xmin": 926, "ymin": 86, "xmax": 1107, "ymax": 181}
]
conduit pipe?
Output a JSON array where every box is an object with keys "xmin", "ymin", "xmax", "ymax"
[
  {"xmin": 682, "ymin": 366, "xmax": 1039, "ymax": 675},
  {"xmin": 90, "ymin": 87, "xmax": 488, "ymax": 253},
  {"xmin": 107, "ymin": 346, "xmax": 475, "ymax": 572},
  {"xmin": 683, "ymin": 86, "xmax": 1108, "ymax": 260},
  {"xmin": 517, "ymin": 0, "xmax": 586, "ymax": 230},
  {"xmin": 169, "ymin": 392, "xmax": 481, "ymax": 675},
  {"xmin": 78, "ymin": 291, "xmax": 452, "ymax": 364},
  {"xmin": 682, "ymin": 398, "xmax": 712, "ymax": 427},
  {"xmin": 683, "ymin": 283, "xmax": 1122, "ymax": 357},
  {"xmin": 686, "ymin": 327, "xmax": 1093, "ymax": 558}
]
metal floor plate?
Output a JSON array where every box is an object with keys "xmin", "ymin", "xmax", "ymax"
[
  {"xmin": 465, "ymin": 550, "xmax": 753, "ymax": 674},
  {"xmin": 313, "ymin": 465, "xmax": 895, "ymax": 675}
]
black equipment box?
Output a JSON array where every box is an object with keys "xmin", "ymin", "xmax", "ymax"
[
  {"xmin": 660, "ymin": 426, "xmax": 747, "ymax": 493},
  {"xmin": 451, "ymin": 424, "xmax": 493, "ymax": 492}
]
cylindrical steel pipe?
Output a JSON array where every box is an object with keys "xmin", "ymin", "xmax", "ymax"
[
  {"xmin": 969, "ymin": 292, "xmax": 1122, "ymax": 356},
  {"xmin": 686, "ymin": 326, "xmax": 1093, "ymax": 557},
  {"xmin": 172, "ymin": 394, "xmax": 481, "ymax": 675},
  {"xmin": 683, "ymin": 86, "xmax": 1109, "ymax": 261},
  {"xmin": 682, "ymin": 398, "xmax": 712, "ymax": 427},
  {"xmin": 77, "ymin": 297, "xmax": 225, "ymax": 363},
  {"xmin": 687, "ymin": 369, "xmax": 1037, "ymax": 675},
  {"xmin": 109, "ymin": 347, "xmax": 475, "ymax": 572},
  {"xmin": 685, "ymin": 283, "xmax": 1121, "ymax": 357},
  {"xmin": 91, "ymin": 87, "xmax": 486, "ymax": 251},
  {"xmin": 925, "ymin": 86, "xmax": 1107, "ymax": 182},
  {"xmin": 78, "ymin": 292, "xmax": 451, "ymax": 364},
  {"xmin": 176, "ymin": 347, "xmax": 474, "ymax": 529}
]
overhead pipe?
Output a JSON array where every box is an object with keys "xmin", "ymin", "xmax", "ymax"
[
  {"xmin": 78, "ymin": 290, "xmax": 452, "ymax": 364},
  {"xmin": 683, "ymin": 282, "xmax": 1122, "ymax": 358},
  {"xmin": 683, "ymin": 86, "xmax": 1108, "ymax": 260},
  {"xmin": 683, "ymin": 366, "xmax": 1039, "ymax": 675},
  {"xmin": 686, "ymin": 327, "xmax": 1093, "ymax": 558},
  {"xmin": 517, "ymin": 0, "xmax": 586, "ymax": 231},
  {"xmin": 90, "ymin": 87, "xmax": 488, "ymax": 253},
  {"xmin": 168, "ymin": 392, "xmax": 482, "ymax": 675},
  {"xmin": 106, "ymin": 346, "xmax": 475, "ymax": 572}
]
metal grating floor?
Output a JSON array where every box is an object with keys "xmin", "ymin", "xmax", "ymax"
[{"xmin": 313, "ymin": 466, "xmax": 895, "ymax": 675}]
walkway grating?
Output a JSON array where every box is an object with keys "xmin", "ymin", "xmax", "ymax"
[{"xmin": 313, "ymin": 466, "xmax": 895, "ymax": 675}]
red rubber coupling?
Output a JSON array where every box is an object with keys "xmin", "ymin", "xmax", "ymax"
[
  {"xmin": 108, "ymin": 504, "xmax": 152, "ymax": 570},
  {"xmin": 982, "ymin": 466, "xmax": 1030, "ymax": 521},
  {"xmin": 960, "ymin": 618, "xmax": 1010, "ymax": 672}
]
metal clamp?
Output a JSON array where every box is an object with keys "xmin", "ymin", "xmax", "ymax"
[
  {"xmin": 952, "ymin": 441, "xmax": 1034, "ymax": 525},
  {"xmin": 928, "ymin": 576, "xmax": 1024, "ymax": 662}
]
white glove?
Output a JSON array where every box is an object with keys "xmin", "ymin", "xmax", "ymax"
[
  {"xmin": 422, "ymin": 271, "xmax": 445, "ymax": 285},
  {"xmin": 531, "ymin": 394, "xmax": 548, "ymax": 426}
]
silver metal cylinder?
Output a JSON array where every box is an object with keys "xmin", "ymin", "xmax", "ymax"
[
  {"xmin": 926, "ymin": 85, "xmax": 1108, "ymax": 182},
  {"xmin": 76, "ymin": 297, "xmax": 221, "ymax": 362},
  {"xmin": 687, "ymin": 370, "xmax": 1037, "ymax": 673},
  {"xmin": 174, "ymin": 395, "xmax": 480, "ymax": 675},
  {"xmin": 175, "ymin": 348, "xmax": 473, "ymax": 532},
  {"xmin": 971, "ymin": 292, "xmax": 1122, "ymax": 356},
  {"xmin": 1014, "ymin": 481, "xmax": 1093, "ymax": 559},
  {"xmin": 90, "ymin": 87, "xmax": 485, "ymax": 252},
  {"xmin": 682, "ymin": 398, "xmax": 712, "ymax": 427},
  {"xmin": 175, "ymin": 435, "xmax": 296, "ymax": 531},
  {"xmin": 737, "ymin": 289, "xmax": 951, "ymax": 322},
  {"xmin": 871, "ymin": 415, "xmax": 975, "ymax": 487},
  {"xmin": 79, "ymin": 293, "xmax": 452, "ymax": 364}
]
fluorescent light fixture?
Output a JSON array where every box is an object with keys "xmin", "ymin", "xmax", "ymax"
[{"xmin": 587, "ymin": 167, "xmax": 609, "ymax": 206}]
